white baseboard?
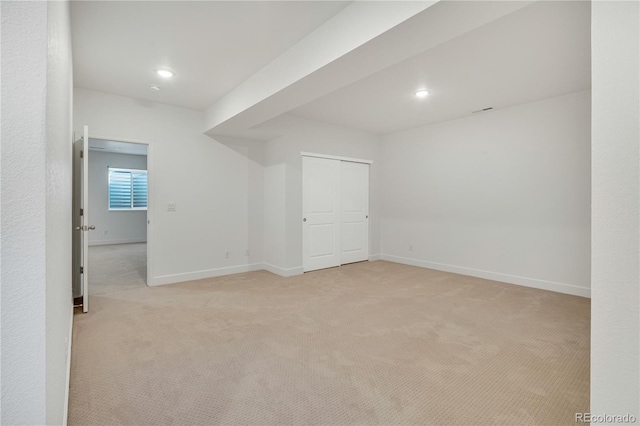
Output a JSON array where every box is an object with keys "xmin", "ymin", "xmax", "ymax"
[
  {"xmin": 151, "ymin": 263, "xmax": 264, "ymax": 286},
  {"xmin": 89, "ymin": 238, "xmax": 146, "ymax": 246},
  {"xmin": 63, "ymin": 305, "xmax": 73, "ymax": 426},
  {"xmin": 152, "ymin": 262, "xmax": 305, "ymax": 284},
  {"xmin": 380, "ymin": 254, "xmax": 591, "ymax": 298},
  {"xmin": 369, "ymin": 254, "xmax": 381, "ymax": 261},
  {"xmin": 263, "ymin": 263, "xmax": 304, "ymax": 277}
]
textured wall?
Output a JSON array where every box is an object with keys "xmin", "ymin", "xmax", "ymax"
[
  {"xmin": 1, "ymin": 3, "xmax": 74, "ymax": 423},
  {"xmin": 591, "ymin": 1, "xmax": 640, "ymax": 418},
  {"xmin": 1, "ymin": 2, "xmax": 49, "ymax": 424},
  {"xmin": 45, "ymin": 1, "xmax": 74, "ymax": 424}
]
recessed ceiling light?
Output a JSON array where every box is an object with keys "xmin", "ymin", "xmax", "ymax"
[
  {"xmin": 156, "ymin": 69, "xmax": 174, "ymax": 78},
  {"xmin": 415, "ymin": 89, "xmax": 430, "ymax": 98},
  {"xmin": 149, "ymin": 85, "xmax": 160, "ymax": 91}
]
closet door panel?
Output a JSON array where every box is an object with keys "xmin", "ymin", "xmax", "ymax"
[
  {"xmin": 341, "ymin": 161, "xmax": 369, "ymax": 264},
  {"xmin": 303, "ymin": 156, "xmax": 341, "ymax": 272}
]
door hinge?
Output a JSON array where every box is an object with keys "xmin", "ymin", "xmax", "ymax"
[
  {"xmin": 80, "ymin": 266, "xmax": 84, "ymax": 274},
  {"xmin": 80, "ymin": 150, "xmax": 84, "ymax": 158},
  {"xmin": 80, "ymin": 208, "xmax": 84, "ymax": 216}
]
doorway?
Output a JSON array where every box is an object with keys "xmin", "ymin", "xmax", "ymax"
[{"xmin": 85, "ymin": 138, "xmax": 149, "ymax": 296}]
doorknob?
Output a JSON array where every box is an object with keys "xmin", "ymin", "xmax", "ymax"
[
  {"xmin": 303, "ymin": 218, "xmax": 307, "ymax": 222},
  {"xmin": 366, "ymin": 215, "xmax": 368, "ymax": 219},
  {"xmin": 88, "ymin": 225, "xmax": 96, "ymax": 230},
  {"xmin": 75, "ymin": 226, "xmax": 82, "ymax": 231}
]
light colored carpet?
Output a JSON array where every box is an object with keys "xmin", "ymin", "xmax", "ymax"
[
  {"xmin": 88, "ymin": 243, "xmax": 147, "ymax": 296},
  {"xmin": 69, "ymin": 260, "xmax": 589, "ymax": 426}
]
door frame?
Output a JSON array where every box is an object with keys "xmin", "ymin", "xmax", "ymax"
[
  {"xmin": 88, "ymin": 134, "xmax": 154, "ymax": 286},
  {"xmin": 301, "ymin": 152, "xmax": 373, "ymax": 165}
]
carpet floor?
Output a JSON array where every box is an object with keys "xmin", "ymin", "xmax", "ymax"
[
  {"xmin": 69, "ymin": 259, "xmax": 589, "ymax": 425},
  {"xmin": 88, "ymin": 243, "xmax": 147, "ymax": 296}
]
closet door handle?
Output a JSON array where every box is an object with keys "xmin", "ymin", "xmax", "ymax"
[{"xmin": 303, "ymin": 218, "xmax": 307, "ymax": 222}]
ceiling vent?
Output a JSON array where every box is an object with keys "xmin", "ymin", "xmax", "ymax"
[{"xmin": 472, "ymin": 107, "xmax": 494, "ymax": 114}]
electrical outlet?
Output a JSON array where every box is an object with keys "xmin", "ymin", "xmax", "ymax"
[
  {"xmin": 225, "ymin": 250, "xmax": 230, "ymax": 258},
  {"xmin": 167, "ymin": 203, "xmax": 176, "ymax": 212}
]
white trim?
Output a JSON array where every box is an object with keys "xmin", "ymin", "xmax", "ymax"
[
  {"xmin": 62, "ymin": 305, "xmax": 73, "ymax": 426},
  {"xmin": 380, "ymin": 254, "xmax": 591, "ymax": 298},
  {"xmin": 89, "ymin": 238, "xmax": 147, "ymax": 246},
  {"xmin": 146, "ymin": 143, "xmax": 153, "ymax": 287},
  {"xmin": 88, "ymin": 134, "xmax": 151, "ymax": 147},
  {"xmin": 263, "ymin": 263, "xmax": 304, "ymax": 277},
  {"xmin": 368, "ymin": 254, "xmax": 382, "ymax": 261},
  {"xmin": 151, "ymin": 263, "xmax": 264, "ymax": 286},
  {"xmin": 301, "ymin": 151, "xmax": 373, "ymax": 164}
]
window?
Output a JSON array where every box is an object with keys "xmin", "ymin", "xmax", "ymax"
[{"xmin": 108, "ymin": 168, "xmax": 148, "ymax": 210}]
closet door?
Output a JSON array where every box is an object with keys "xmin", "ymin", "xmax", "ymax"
[
  {"xmin": 302, "ymin": 156, "xmax": 341, "ymax": 272},
  {"xmin": 340, "ymin": 161, "xmax": 369, "ymax": 264}
]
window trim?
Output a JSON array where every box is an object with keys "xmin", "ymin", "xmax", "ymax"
[{"xmin": 108, "ymin": 167, "xmax": 148, "ymax": 211}]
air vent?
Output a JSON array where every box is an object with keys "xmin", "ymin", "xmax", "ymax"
[{"xmin": 472, "ymin": 107, "xmax": 494, "ymax": 114}]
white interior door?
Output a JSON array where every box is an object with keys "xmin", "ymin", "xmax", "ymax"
[
  {"xmin": 303, "ymin": 156, "xmax": 341, "ymax": 272},
  {"xmin": 340, "ymin": 161, "xmax": 370, "ymax": 264},
  {"xmin": 72, "ymin": 125, "xmax": 91, "ymax": 312}
]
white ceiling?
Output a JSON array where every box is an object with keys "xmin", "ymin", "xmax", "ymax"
[
  {"xmin": 89, "ymin": 138, "xmax": 148, "ymax": 156},
  {"xmin": 71, "ymin": 1, "xmax": 591, "ymax": 137},
  {"xmin": 71, "ymin": 1, "xmax": 350, "ymax": 110},
  {"xmin": 290, "ymin": 1, "xmax": 591, "ymax": 134}
]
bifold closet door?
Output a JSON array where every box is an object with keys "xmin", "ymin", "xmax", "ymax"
[
  {"xmin": 340, "ymin": 161, "xmax": 369, "ymax": 264},
  {"xmin": 303, "ymin": 156, "xmax": 341, "ymax": 272}
]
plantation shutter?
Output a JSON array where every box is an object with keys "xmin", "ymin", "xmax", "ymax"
[
  {"xmin": 132, "ymin": 172, "xmax": 148, "ymax": 208},
  {"xmin": 108, "ymin": 168, "xmax": 147, "ymax": 210},
  {"xmin": 109, "ymin": 170, "xmax": 133, "ymax": 209}
]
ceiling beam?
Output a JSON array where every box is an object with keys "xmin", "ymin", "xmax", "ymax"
[{"xmin": 204, "ymin": 0, "xmax": 534, "ymax": 138}]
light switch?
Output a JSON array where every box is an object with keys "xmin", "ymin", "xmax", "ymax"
[{"xmin": 167, "ymin": 203, "xmax": 176, "ymax": 212}]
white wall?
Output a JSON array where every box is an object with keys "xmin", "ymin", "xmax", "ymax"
[
  {"xmin": 74, "ymin": 89, "xmax": 264, "ymax": 285},
  {"xmin": 262, "ymin": 115, "xmax": 380, "ymax": 275},
  {"xmin": 46, "ymin": 2, "xmax": 74, "ymax": 424},
  {"xmin": 591, "ymin": 1, "xmax": 639, "ymax": 418},
  {"xmin": 88, "ymin": 151, "xmax": 147, "ymax": 245},
  {"xmin": 379, "ymin": 90, "xmax": 591, "ymax": 297},
  {"xmin": 0, "ymin": 1, "xmax": 74, "ymax": 424},
  {"xmin": 0, "ymin": 3, "xmax": 48, "ymax": 423}
]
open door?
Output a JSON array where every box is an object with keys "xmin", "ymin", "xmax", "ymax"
[{"xmin": 72, "ymin": 125, "xmax": 92, "ymax": 312}]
